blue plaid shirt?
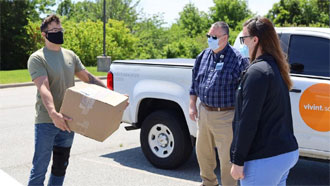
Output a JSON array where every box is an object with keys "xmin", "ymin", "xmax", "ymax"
[{"xmin": 190, "ymin": 43, "xmax": 249, "ymax": 108}]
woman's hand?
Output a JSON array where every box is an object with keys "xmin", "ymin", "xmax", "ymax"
[{"xmin": 231, "ymin": 164, "xmax": 245, "ymax": 180}]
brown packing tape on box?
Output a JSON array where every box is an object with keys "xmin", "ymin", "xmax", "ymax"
[{"xmin": 60, "ymin": 83, "xmax": 128, "ymax": 142}]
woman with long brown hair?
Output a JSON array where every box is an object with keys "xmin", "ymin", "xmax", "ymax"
[{"xmin": 230, "ymin": 17, "xmax": 299, "ymax": 185}]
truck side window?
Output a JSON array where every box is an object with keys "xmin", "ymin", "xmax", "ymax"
[
  {"xmin": 279, "ymin": 33, "xmax": 290, "ymax": 57},
  {"xmin": 288, "ymin": 35, "xmax": 330, "ymax": 77}
]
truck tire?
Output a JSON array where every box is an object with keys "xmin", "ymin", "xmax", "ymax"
[{"xmin": 140, "ymin": 110, "xmax": 193, "ymax": 169}]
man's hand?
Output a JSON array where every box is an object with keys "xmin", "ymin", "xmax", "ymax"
[
  {"xmin": 189, "ymin": 104, "xmax": 198, "ymax": 121},
  {"xmin": 189, "ymin": 95, "xmax": 198, "ymax": 121},
  {"xmin": 50, "ymin": 111, "xmax": 72, "ymax": 132},
  {"xmin": 231, "ymin": 164, "xmax": 245, "ymax": 180}
]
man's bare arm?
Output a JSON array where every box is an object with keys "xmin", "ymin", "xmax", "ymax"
[
  {"xmin": 33, "ymin": 76, "xmax": 71, "ymax": 132},
  {"xmin": 75, "ymin": 69, "xmax": 106, "ymax": 88},
  {"xmin": 76, "ymin": 69, "xmax": 130, "ymax": 109}
]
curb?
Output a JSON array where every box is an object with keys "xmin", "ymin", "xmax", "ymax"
[{"xmin": 0, "ymin": 76, "xmax": 107, "ymax": 89}]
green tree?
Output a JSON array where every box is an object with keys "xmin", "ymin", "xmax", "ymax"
[
  {"xmin": 62, "ymin": 19, "xmax": 139, "ymax": 65},
  {"xmin": 24, "ymin": 19, "xmax": 44, "ymax": 56},
  {"xmin": 57, "ymin": 0, "xmax": 140, "ymax": 29},
  {"xmin": 0, "ymin": 0, "xmax": 32, "ymax": 70},
  {"xmin": 210, "ymin": 0, "xmax": 252, "ymax": 30},
  {"xmin": 30, "ymin": 0, "xmax": 56, "ymax": 19},
  {"xmin": 58, "ymin": 0, "xmax": 98, "ymax": 21},
  {"xmin": 163, "ymin": 36, "xmax": 206, "ymax": 58},
  {"xmin": 132, "ymin": 14, "xmax": 169, "ymax": 59},
  {"xmin": 57, "ymin": 0, "xmax": 74, "ymax": 18},
  {"xmin": 267, "ymin": 0, "xmax": 329, "ymax": 27},
  {"xmin": 166, "ymin": 23, "xmax": 186, "ymax": 44},
  {"xmin": 317, "ymin": 0, "xmax": 330, "ymax": 13},
  {"xmin": 95, "ymin": 0, "xmax": 140, "ymax": 29},
  {"xmin": 177, "ymin": 3, "xmax": 211, "ymax": 38},
  {"xmin": 163, "ymin": 22, "xmax": 208, "ymax": 58},
  {"xmin": 25, "ymin": 18, "xmax": 139, "ymax": 66},
  {"xmin": 0, "ymin": 0, "xmax": 58, "ymax": 70}
]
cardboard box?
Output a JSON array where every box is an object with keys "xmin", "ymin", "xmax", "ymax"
[{"xmin": 60, "ymin": 83, "xmax": 128, "ymax": 142}]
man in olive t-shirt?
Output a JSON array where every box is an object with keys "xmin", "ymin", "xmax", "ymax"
[
  {"xmin": 27, "ymin": 14, "xmax": 106, "ymax": 186},
  {"xmin": 29, "ymin": 47, "xmax": 85, "ymax": 124}
]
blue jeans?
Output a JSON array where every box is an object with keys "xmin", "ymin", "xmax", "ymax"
[
  {"xmin": 241, "ymin": 150, "xmax": 299, "ymax": 186},
  {"xmin": 28, "ymin": 123, "xmax": 74, "ymax": 186}
]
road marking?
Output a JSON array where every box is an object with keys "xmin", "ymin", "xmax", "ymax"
[{"xmin": 0, "ymin": 169, "xmax": 22, "ymax": 186}]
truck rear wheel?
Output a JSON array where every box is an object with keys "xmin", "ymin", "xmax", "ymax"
[{"xmin": 140, "ymin": 110, "xmax": 193, "ymax": 169}]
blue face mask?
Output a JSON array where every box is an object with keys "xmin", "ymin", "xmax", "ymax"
[
  {"xmin": 239, "ymin": 44, "xmax": 249, "ymax": 58},
  {"xmin": 208, "ymin": 37, "xmax": 219, "ymax": 50}
]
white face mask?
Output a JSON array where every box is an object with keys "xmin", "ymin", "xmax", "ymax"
[
  {"xmin": 239, "ymin": 44, "xmax": 249, "ymax": 58},
  {"xmin": 208, "ymin": 37, "xmax": 219, "ymax": 50}
]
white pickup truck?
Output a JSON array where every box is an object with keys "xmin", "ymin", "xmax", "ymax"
[{"xmin": 107, "ymin": 27, "xmax": 330, "ymax": 169}]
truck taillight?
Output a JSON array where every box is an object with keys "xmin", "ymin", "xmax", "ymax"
[{"xmin": 107, "ymin": 71, "xmax": 114, "ymax": 90}]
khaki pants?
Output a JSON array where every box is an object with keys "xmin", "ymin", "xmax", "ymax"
[{"xmin": 196, "ymin": 104, "xmax": 236, "ymax": 186}]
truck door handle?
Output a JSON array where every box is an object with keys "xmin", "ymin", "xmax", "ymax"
[{"xmin": 290, "ymin": 89, "xmax": 301, "ymax": 93}]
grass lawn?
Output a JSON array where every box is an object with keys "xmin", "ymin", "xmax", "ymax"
[{"xmin": 0, "ymin": 66, "xmax": 107, "ymax": 85}]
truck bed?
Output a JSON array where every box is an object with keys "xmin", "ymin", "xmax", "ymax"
[{"xmin": 113, "ymin": 58, "xmax": 195, "ymax": 68}]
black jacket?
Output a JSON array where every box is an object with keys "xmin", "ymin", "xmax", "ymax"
[{"xmin": 230, "ymin": 54, "xmax": 298, "ymax": 166}]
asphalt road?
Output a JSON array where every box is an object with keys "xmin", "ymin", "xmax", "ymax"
[{"xmin": 0, "ymin": 83, "xmax": 329, "ymax": 186}]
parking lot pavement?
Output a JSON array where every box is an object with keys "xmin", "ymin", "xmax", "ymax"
[
  {"xmin": 1, "ymin": 85, "xmax": 329, "ymax": 186},
  {"xmin": 1, "ymin": 123, "xmax": 202, "ymax": 186}
]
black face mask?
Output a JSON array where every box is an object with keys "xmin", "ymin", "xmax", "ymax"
[{"xmin": 46, "ymin": 31, "xmax": 64, "ymax": 44}]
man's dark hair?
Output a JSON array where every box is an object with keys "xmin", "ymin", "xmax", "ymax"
[
  {"xmin": 40, "ymin": 14, "xmax": 61, "ymax": 33},
  {"xmin": 212, "ymin": 21, "xmax": 229, "ymax": 36}
]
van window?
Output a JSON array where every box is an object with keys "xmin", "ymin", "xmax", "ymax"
[{"xmin": 288, "ymin": 35, "xmax": 330, "ymax": 77}]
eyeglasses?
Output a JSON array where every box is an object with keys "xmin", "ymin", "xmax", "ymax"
[
  {"xmin": 45, "ymin": 28, "xmax": 65, "ymax": 33},
  {"xmin": 206, "ymin": 34, "xmax": 227, "ymax": 40},
  {"xmin": 239, "ymin": 35, "xmax": 253, "ymax": 44}
]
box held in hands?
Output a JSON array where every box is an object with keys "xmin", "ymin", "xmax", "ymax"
[{"xmin": 60, "ymin": 83, "xmax": 128, "ymax": 142}]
